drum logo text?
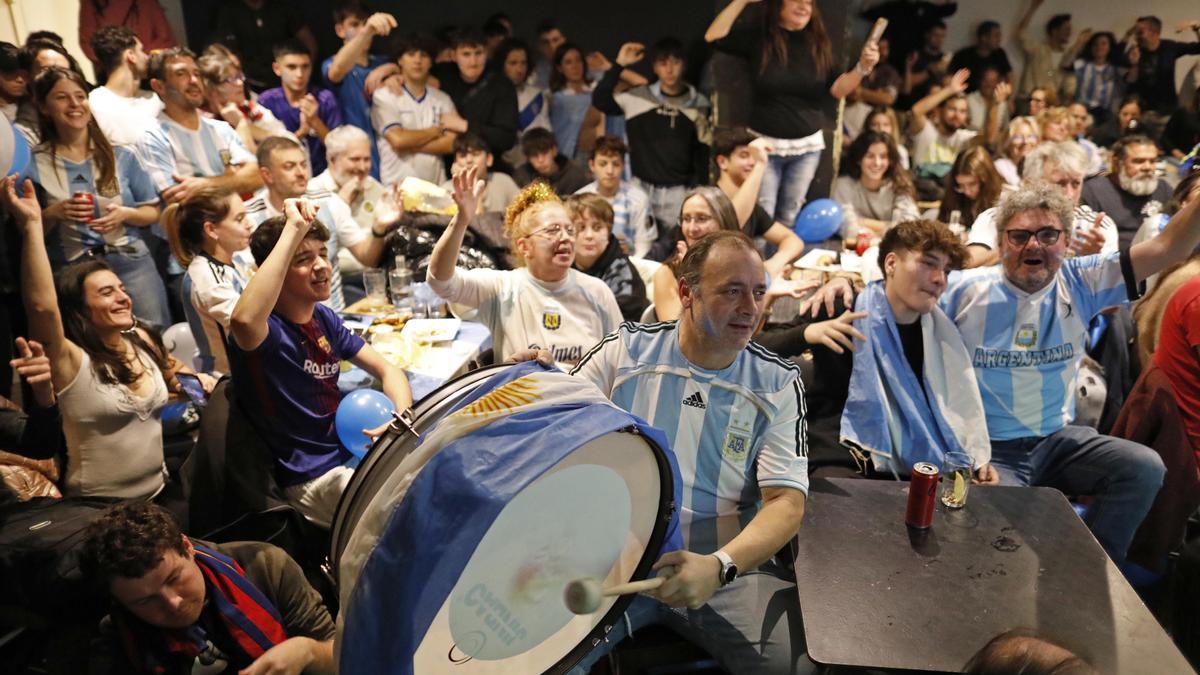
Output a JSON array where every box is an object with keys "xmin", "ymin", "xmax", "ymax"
[
  {"xmin": 543, "ymin": 310, "xmax": 562, "ymax": 331},
  {"xmin": 460, "ymin": 582, "xmax": 529, "ymax": 648}
]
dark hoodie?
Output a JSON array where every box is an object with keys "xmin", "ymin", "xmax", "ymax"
[
  {"xmin": 575, "ymin": 233, "xmax": 649, "ymax": 322},
  {"xmin": 513, "ymin": 154, "xmax": 593, "ymax": 196}
]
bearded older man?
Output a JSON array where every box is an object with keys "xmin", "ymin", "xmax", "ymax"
[{"xmin": 1081, "ymin": 134, "xmax": 1172, "ymax": 250}]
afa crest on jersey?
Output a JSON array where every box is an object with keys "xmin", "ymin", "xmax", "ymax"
[
  {"xmin": 543, "ymin": 310, "xmax": 561, "ymax": 331},
  {"xmin": 722, "ymin": 432, "xmax": 750, "ymax": 462},
  {"xmin": 1014, "ymin": 324, "xmax": 1038, "ymax": 348}
]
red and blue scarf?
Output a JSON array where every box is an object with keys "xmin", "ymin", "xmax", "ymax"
[{"xmin": 116, "ymin": 544, "xmax": 288, "ymax": 674}]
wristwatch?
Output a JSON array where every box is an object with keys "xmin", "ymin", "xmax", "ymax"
[{"xmin": 713, "ymin": 550, "xmax": 738, "ymax": 587}]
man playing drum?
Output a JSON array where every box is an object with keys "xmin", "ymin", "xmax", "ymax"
[{"xmin": 566, "ymin": 230, "xmax": 812, "ymax": 673}]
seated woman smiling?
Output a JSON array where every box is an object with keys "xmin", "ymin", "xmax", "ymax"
[{"xmin": 427, "ymin": 170, "xmax": 623, "ymax": 367}]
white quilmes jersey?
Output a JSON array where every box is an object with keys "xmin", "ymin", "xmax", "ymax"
[
  {"xmin": 940, "ymin": 251, "xmax": 1137, "ymax": 440},
  {"xmin": 242, "ymin": 187, "xmax": 368, "ymax": 312},
  {"xmin": 571, "ymin": 322, "xmax": 808, "ymax": 554},
  {"xmin": 371, "ymin": 84, "xmax": 455, "ymax": 186},
  {"xmin": 427, "ymin": 267, "xmax": 623, "ymax": 368}
]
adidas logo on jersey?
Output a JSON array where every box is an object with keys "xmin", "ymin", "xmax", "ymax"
[{"xmin": 682, "ymin": 391, "xmax": 706, "ymax": 410}]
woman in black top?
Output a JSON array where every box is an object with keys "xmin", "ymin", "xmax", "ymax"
[{"xmin": 705, "ymin": 0, "xmax": 880, "ymax": 227}]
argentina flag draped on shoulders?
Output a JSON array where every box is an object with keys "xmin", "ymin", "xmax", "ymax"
[
  {"xmin": 841, "ymin": 281, "xmax": 991, "ymax": 476},
  {"xmin": 337, "ymin": 360, "xmax": 683, "ymax": 674}
]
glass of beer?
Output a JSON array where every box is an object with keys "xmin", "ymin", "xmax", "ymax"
[{"xmin": 940, "ymin": 452, "xmax": 974, "ymax": 509}]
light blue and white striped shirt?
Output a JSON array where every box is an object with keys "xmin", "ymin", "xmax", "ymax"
[
  {"xmin": 1073, "ymin": 60, "xmax": 1117, "ymax": 112},
  {"xmin": 135, "ymin": 112, "xmax": 254, "ymax": 191},
  {"xmin": 571, "ymin": 322, "xmax": 808, "ymax": 554},
  {"xmin": 939, "ymin": 251, "xmax": 1138, "ymax": 441},
  {"xmin": 576, "ymin": 180, "xmax": 654, "ymax": 258},
  {"xmin": 27, "ymin": 145, "xmax": 159, "ymax": 263}
]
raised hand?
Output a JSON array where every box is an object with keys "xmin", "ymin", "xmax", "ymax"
[
  {"xmin": 992, "ymin": 80, "xmax": 1012, "ymax": 104},
  {"xmin": 858, "ymin": 40, "xmax": 880, "ymax": 73},
  {"xmin": 283, "ymin": 197, "xmax": 320, "ymax": 227},
  {"xmin": 364, "ymin": 12, "xmax": 398, "ymax": 37},
  {"xmin": 616, "ymin": 42, "xmax": 646, "ymax": 67},
  {"xmin": 948, "ymin": 68, "xmax": 971, "ymax": 94},
  {"xmin": 1, "ymin": 176, "xmax": 43, "ymax": 229},
  {"xmin": 450, "ymin": 165, "xmax": 485, "ymax": 223}
]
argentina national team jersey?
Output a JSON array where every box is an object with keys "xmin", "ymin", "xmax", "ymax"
[
  {"xmin": 571, "ymin": 322, "xmax": 808, "ymax": 554},
  {"xmin": 26, "ymin": 145, "xmax": 159, "ymax": 263},
  {"xmin": 136, "ymin": 112, "xmax": 254, "ymax": 191},
  {"xmin": 939, "ymin": 251, "xmax": 1140, "ymax": 441}
]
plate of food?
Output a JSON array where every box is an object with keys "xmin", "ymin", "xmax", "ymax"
[
  {"xmin": 400, "ymin": 318, "xmax": 462, "ymax": 343},
  {"xmin": 795, "ymin": 248, "xmax": 842, "ymax": 272}
]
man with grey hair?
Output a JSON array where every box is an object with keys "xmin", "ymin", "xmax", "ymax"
[
  {"xmin": 1081, "ymin": 134, "xmax": 1173, "ymax": 250},
  {"xmin": 810, "ymin": 178, "xmax": 1200, "ymax": 563},
  {"xmin": 966, "ymin": 140, "xmax": 1118, "ymax": 268},
  {"xmin": 938, "ymin": 181, "xmax": 1200, "ymax": 564},
  {"xmin": 309, "ymin": 125, "xmax": 389, "ymax": 286}
]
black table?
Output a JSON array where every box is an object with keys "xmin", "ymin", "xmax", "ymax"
[{"xmin": 794, "ymin": 477, "xmax": 1193, "ymax": 674}]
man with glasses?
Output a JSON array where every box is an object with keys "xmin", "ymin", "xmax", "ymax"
[
  {"xmin": 966, "ymin": 141, "xmax": 1118, "ymax": 267},
  {"xmin": 427, "ymin": 170, "xmax": 622, "ymax": 367},
  {"xmin": 939, "ymin": 181, "xmax": 1200, "ymax": 564}
]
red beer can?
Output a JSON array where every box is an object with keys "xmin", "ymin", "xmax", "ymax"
[
  {"xmin": 905, "ymin": 462, "xmax": 939, "ymax": 529},
  {"xmin": 855, "ymin": 231, "xmax": 871, "ymax": 256},
  {"xmin": 73, "ymin": 191, "xmax": 95, "ymax": 222}
]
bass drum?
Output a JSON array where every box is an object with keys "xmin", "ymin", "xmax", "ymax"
[{"xmin": 331, "ymin": 362, "xmax": 681, "ymax": 675}]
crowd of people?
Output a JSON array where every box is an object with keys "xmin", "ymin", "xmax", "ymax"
[{"xmin": 2, "ymin": 0, "xmax": 1200, "ymax": 673}]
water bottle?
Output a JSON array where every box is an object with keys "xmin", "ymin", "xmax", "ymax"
[{"xmin": 389, "ymin": 254, "xmax": 413, "ymax": 317}]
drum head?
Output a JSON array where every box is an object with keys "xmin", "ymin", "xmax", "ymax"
[{"xmin": 332, "ymin": 363, "xmax": 679, "ymax": 675}]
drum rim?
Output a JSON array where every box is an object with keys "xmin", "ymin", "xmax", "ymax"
[
  {"xmin": 330, "ymin": 362, "xmax": 512, "ymax": 570},
  {"xmin": 330, "ymin": 364, "xmax": 679, "ymax": 674}
]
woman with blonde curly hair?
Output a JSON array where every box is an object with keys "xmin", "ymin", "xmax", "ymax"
[{"xmin": 427, "ymin": 168, "xmax": 623, "ymax": 366}]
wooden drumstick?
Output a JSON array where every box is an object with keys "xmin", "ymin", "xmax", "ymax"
[{"xmin": 564, "ymin": 576, "xmax": 666, "ymax": 615}]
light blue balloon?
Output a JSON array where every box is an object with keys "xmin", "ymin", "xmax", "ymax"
[
  {"xmin": 792, "ymin": 198, "xmax": 844, "ymax": 243},
  {"xmin": 336, "ymin": 389, "xmax": 396, "ymax": 458},
  {"xmin": 0, "ymin": 115, "xmax": 30, "ymax": 180}
]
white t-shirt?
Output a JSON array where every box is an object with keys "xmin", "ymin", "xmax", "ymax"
[
  {"xmin": 912, "ymin": 123, "xmax": 977, "ymax": 168},
  {"xmin": 89, "ymin": 86, "xmax": 163, "ymax": 147},
  {"xmin": 426, "ymin": 266, "xmax": 622, "ymax": 367},
  {"xmin": 966, "ymin": 205, "xmax": 1119, "ymax": 255},
  {"xmin": 570, "ymin": 321, "xmax": 808, "ymax": 553},
  {"xmin": 371, "ymin": 84, "xmax": 456, "ymax": 186}
]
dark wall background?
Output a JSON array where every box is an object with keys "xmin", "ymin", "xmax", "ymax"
[{"xmin": 184, "ymin": 0, "xmax": 869, "ymax": 198}]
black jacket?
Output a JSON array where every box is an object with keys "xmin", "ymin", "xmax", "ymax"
[
  {"xmin": 512, "ymin": 155, "xmax": 593, "ymax": 196},
  {"xmin": 575, "ymin": 234, "xmax": 649, "ymax": 322},
  {"xmin": 432, "ymin": 63, "xmax": 519, "ymax": 156}
]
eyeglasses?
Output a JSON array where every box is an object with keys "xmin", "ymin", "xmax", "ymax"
[
  {"xmin": 222, "ymin": 74, "xmax": 245, "ymax": 87},
  {"xmin": 526, "ymin": 223, "xmax": 576, "ymax": 239},
  {"xmin": 681, "ymin": 213, "xmax": 714, "ymax": 225},
  {"xmin": 1005, "ymin": 227, "xmax": 1063, "ymax": 247}
]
